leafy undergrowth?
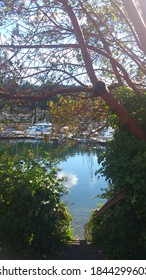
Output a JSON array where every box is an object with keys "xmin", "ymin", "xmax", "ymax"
[
  {"xmin": 0, "ymin": 149, "xmax": 74, "ymax": 259},
  {"xmin": 86, "ymin": 89, "xmax": 146, "ymax": 259}
]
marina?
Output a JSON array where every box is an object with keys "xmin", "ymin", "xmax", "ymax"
[{"xmin": 0, "ymin": 122, "xmax": 113, "ymax": 145}]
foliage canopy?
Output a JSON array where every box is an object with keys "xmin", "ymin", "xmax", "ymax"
[{"xmin": 0, "ymin": 0, "xmax": 146, "ymax": 140}]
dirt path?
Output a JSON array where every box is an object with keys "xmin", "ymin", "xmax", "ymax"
[
  {"xmin": 0, "ymin": 240, "xmax": 105, "ymax": 260},
  {"xmin": 47, "ymin": 240, "xmax": 105, "ymax": 260}
]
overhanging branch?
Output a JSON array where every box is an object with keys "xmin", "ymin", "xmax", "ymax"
[
  {"xmin": 0, "ymin": 43, "xmax": 78, "ymax": 49},
  {"xmin": 121, "ymin": 0, "xmax": 146, "ymax": 54}
]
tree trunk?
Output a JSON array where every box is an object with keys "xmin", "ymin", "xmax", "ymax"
[
  {"xmin": 138, "ymin": 0, "xmax": 146, "ymax": 25},
  {"xmin": 63, "ymin": 0, "xmax": 146, "ymax": 142},
  {"xmin": 97, "ymin": 87, "xmax": 146, "ymax": 142},
  {"xmin": 121, "ymin": 0, "xmax": 146, "ymax": 54}
]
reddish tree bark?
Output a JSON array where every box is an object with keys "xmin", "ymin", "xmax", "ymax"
[
  {"xmin": 121, "ymin": 0, "xmax": 146, "ymax": 54},
  {"xmin": 138, "ymin": 0, "xmax": 146, "ymax": 24},
  {"xmin": 94, "ymin": 85, "xmax": 146, "ymax": 142},
  {"xmin": 1, "ymin": 0, "xmax": 146, "ymax": 142},
  {"xmin": 62, "ymin": 0, "xmax": 146, "ymax": 142}
]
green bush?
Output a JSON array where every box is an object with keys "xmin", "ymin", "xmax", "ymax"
[
  {"xmin": 0, "ymin": 150, "xmax": 73, "ymax": 259},
  {"xmin": 87, "ymin": 88, "xmax": 146, "ymax": 259}
]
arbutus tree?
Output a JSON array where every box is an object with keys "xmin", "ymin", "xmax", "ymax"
[{"xmin": 0, "ymin": 0, "xmax": 146, "ymax": 141}]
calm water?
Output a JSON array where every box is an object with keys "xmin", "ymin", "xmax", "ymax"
[
  {"xmin": 0, "ymin": 140, "xmax": 107, "ymax": 239},
  {"xmin": 58, "ymin": 150, "xmax": 107, "ymax": 239}
]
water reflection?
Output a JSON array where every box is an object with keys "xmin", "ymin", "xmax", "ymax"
[
  {"xmin": 58, "ymin": 151, "xmax": 107, "ymax": 239},
  {"xmin": 58, "ymin": 171, "xmax": 78, "ymax": 188},
  {"xmin": 0, "ymin": 140, "xmax": 107, "ymax": 239}
]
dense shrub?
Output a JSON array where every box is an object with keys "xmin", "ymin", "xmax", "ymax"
[
  {"xmin": 0, "ymin": 150, "xmax": 73, "ymax": 259},
  {"xmin": 86, "ymin": 88, "xmax": 146, "ymax": 259}
]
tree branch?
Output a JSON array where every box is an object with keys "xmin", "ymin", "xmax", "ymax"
[
  {"xmin": 121, "ymin": 0, "xmax": 146, "ymax": 54},
  {"xmin": 79, "ymin": 0, "xmax": 123, "ymax": 85},
  {"xmin": 61, "ymin": 0, "xmax": 98, "ymax": 85},
  {"xmin": 0, "ymin": 43, "xmax": 78, "ymax": 49},
  {"xmin": 138, "ymin": 0, "xmax": 146, "ymax": 24}
]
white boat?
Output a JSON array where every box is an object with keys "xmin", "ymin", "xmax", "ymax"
[{"xmin": 24, "ymin": 122, "xmax": 52, "ymax": 137}]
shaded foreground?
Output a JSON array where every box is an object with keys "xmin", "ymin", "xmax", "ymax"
[
  {"xmin": 0, "ymin": 240, "xmax": 105, "ymax": 260},
  {"xmin": 47, "ymin": 240, "xmax": 105, "ymax": 260}
]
